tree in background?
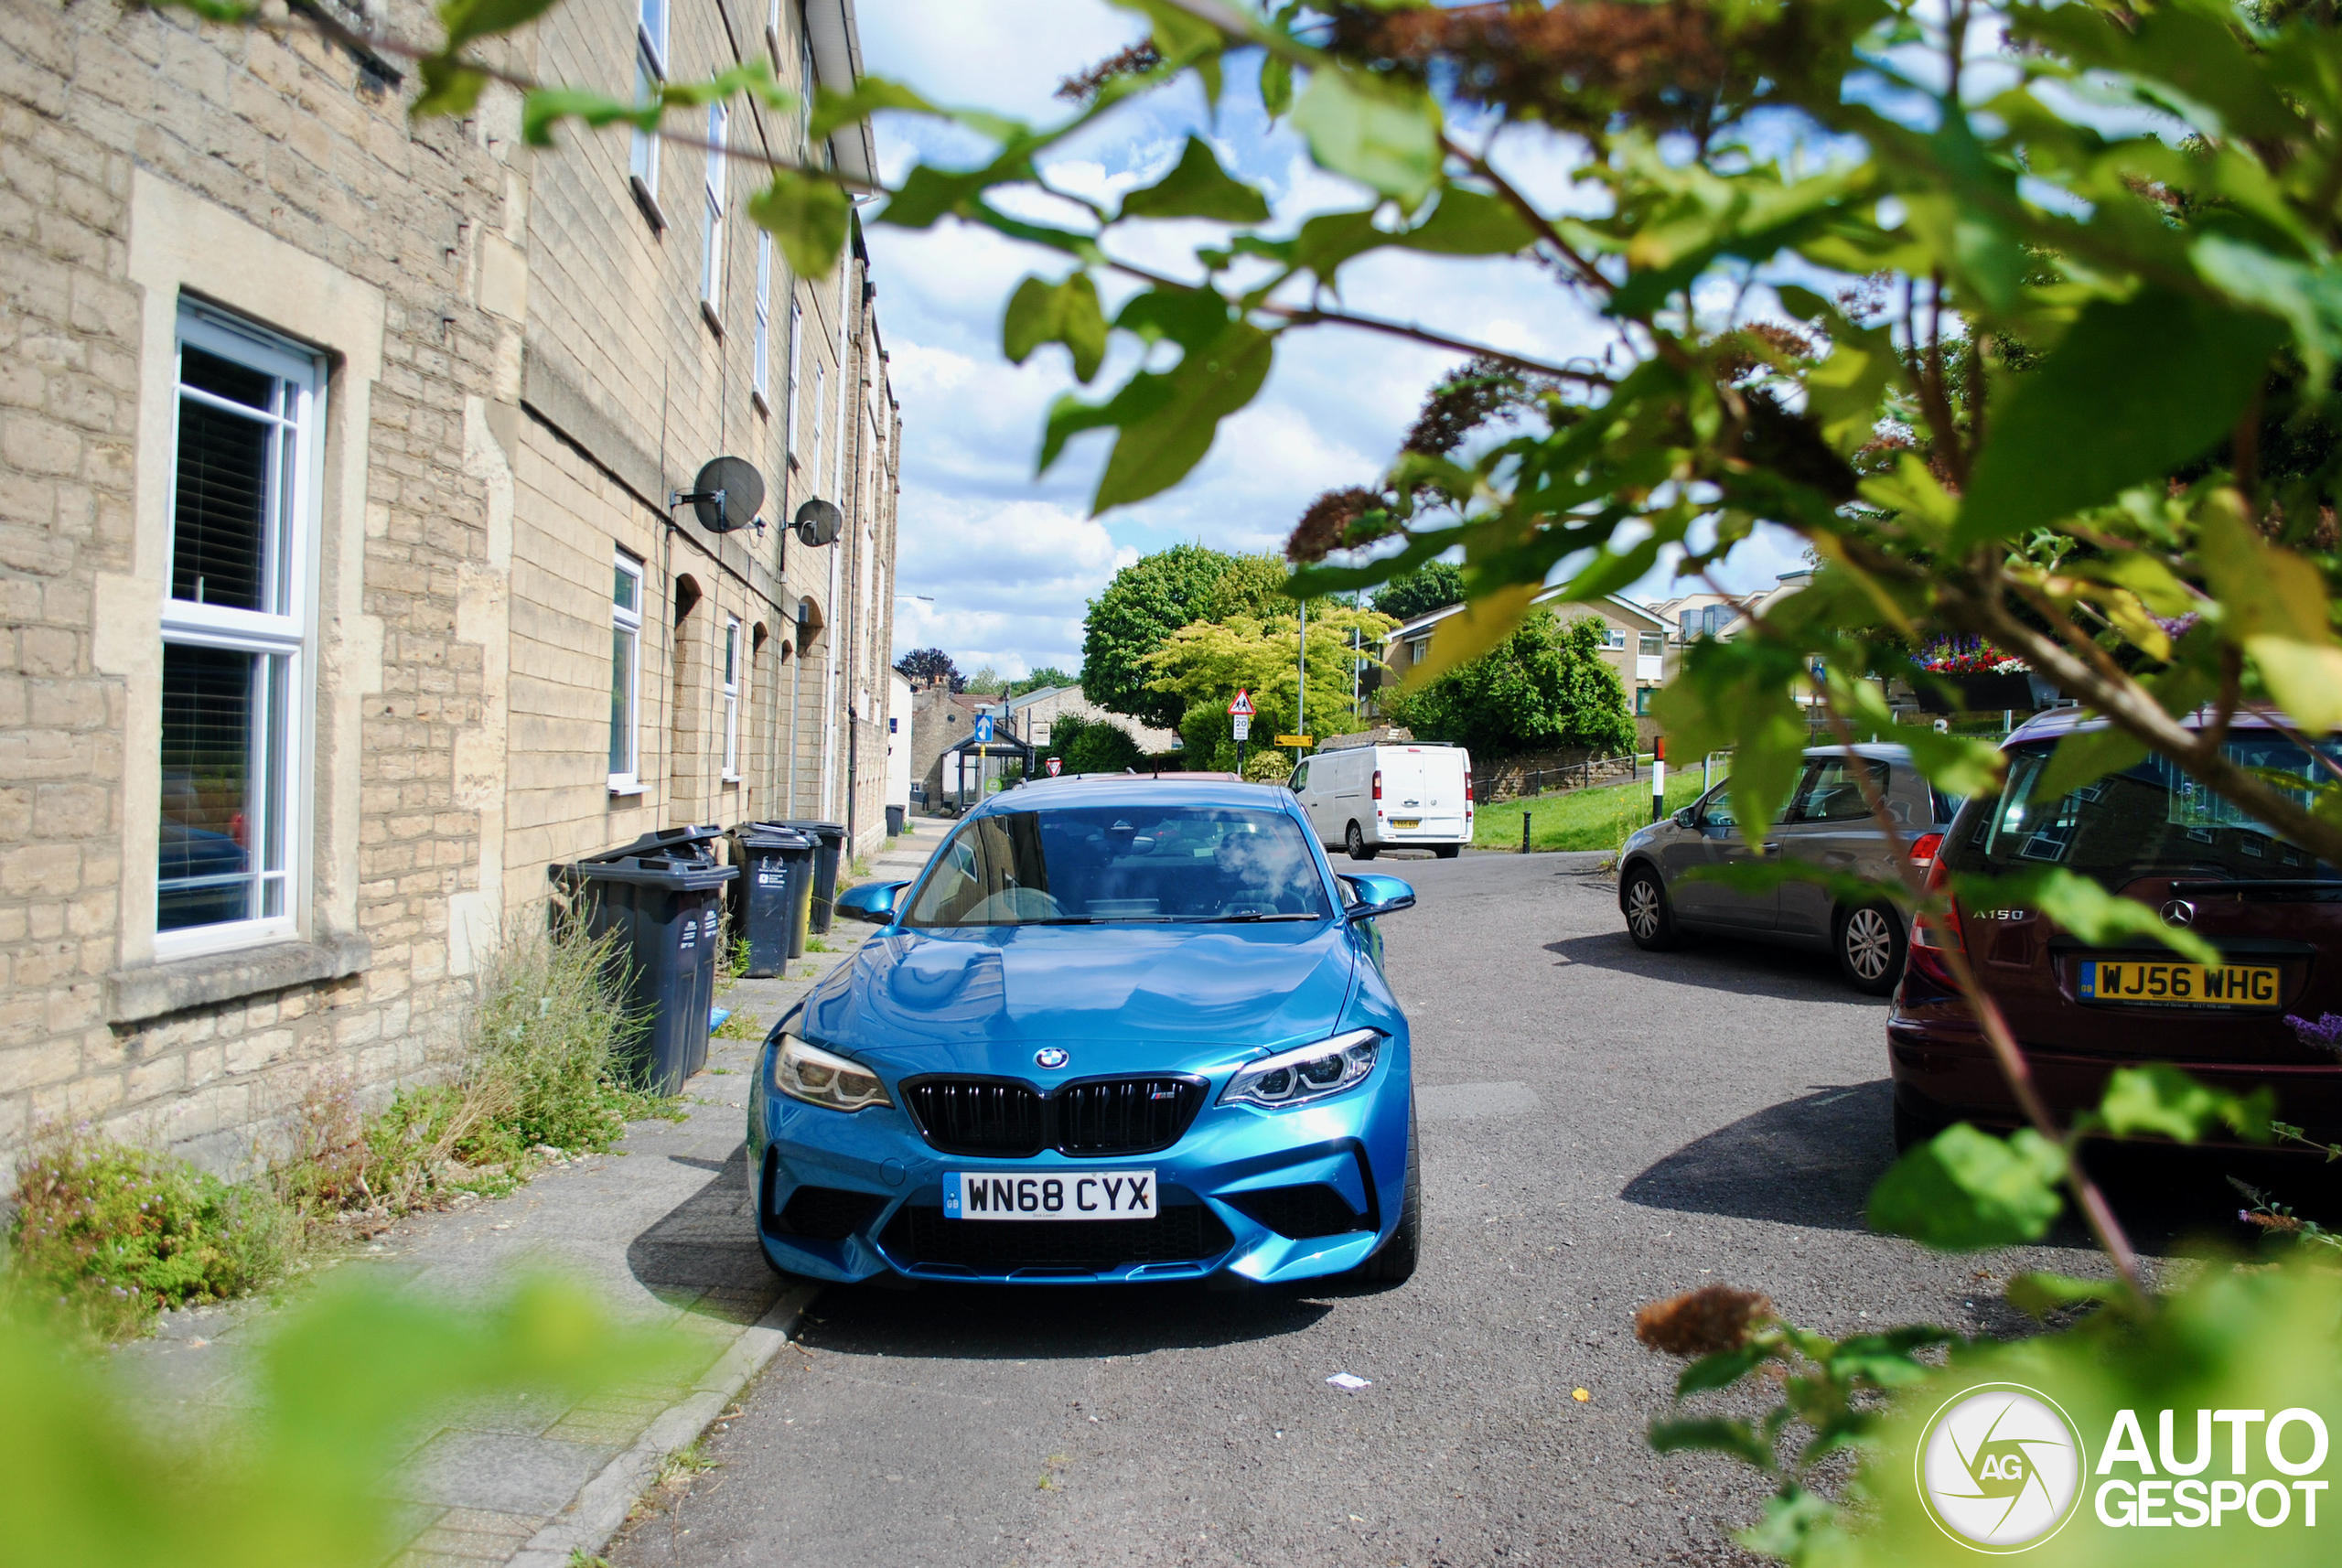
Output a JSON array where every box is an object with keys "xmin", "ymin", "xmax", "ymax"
[
  {"xmin": 1383, "ymin": 611, "xmax": 1634, "ymax": 760},
  {"xmin": 962, "ymin": 665, "xmax": 1008, "ymax": 696},
  {"xmin": 1144, "ymin": 607, "xmax": 1395, "ymax": 774},
  {"xmin": 893, "ymin": 649, "xmax": 962, "ymax": 693},
  {"xmin": 1370, "ymin": 563, "xmax": 1467, "ymax": 623},
  {"xmin": 1079, "ymin": 543, "xmax": 1237, "ymax": 731},
  {"xmin": 1198, "ymin": 553, "xmax": 1295, "ymax": 624},
  {"xmin": 1040, "ymin": 714, "xmax": 1144, "ymax": 776},
  {"xmin": 1013, "ymin": 666, "xmax": 1079, "ymax": 696}
]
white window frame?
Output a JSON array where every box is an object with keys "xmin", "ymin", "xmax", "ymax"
[
  {"xmin": 628, "ymin": 0, "xmax": 669, "ymax": 218},
  {"xmin": 811, "ymin": 361, "xmax": 824, "ymax": 491},
  {"xmin": 785, "ymin": 298, "xmax": 802, "ymax": 458},
  {"xmin": 721, "ymin": 615, "xmax": 742, "ymax": 780},
  {"xmin": 611, "ymin": 552, "xmax": 645, "ymax": 793},
  {"xmin": 701, "ymin": 102, "xmax": 728, "ymax": 323},
  {"xmin": 156, "ymin": 306, "xmax": 323, "ymax": 961},
  {"xmin": 751, "ymin": 231, "xmax": 772, "ymax": 409}
]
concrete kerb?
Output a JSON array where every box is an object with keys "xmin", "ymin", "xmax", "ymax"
[{"xmin": 507, "ymin": 1281, "xmax": 821, "ymax": 1568}]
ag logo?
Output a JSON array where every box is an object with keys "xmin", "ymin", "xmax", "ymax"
[{"xmin": 1917, "ymin": 1383, "xmax": 2086, "ymax": 1552}]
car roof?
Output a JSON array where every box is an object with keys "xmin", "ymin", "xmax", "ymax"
[
  {"xmin": 2006, "ymin": 707, "xmax": 2292, "ymax": 746},
  {"xmin": 977, "ymin": 776, "xmax": 1292, "ymax": 814},
  {"xmin": 1800, "ymin": 741, "xmax": 1911, "ymax": 764}
]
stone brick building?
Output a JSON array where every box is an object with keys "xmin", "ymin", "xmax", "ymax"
[{"xmin": 0, "ymin": 0, "xmax": 900, "ymax": 1176}]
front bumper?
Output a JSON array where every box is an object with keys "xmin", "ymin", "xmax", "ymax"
[{"xmin": 747, "ymin": 1054, "xmax": 1413, "ymax": 1285}]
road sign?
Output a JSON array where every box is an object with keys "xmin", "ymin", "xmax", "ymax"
[
  {"xmin": 1046, "ymin": 757, "xmax": 1063, "ymax": 777},
  {"xmin": 972, "ymin": 714, "xmax": 994, "ymax": 746},
  {"xmin": 1227, "ymin": 690, "xmax": 1255, "ymax": 717},
  {"xmin": 1275, "ymin": 735, "xmax": 1312, "ymax": 748},
  {"xmin": 1231, "ymin": 715, "xmax": 1252, "ymax": 740}
]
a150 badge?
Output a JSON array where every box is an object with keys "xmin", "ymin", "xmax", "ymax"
[{"xmin": 1917, "ymin": 1383, "xmax": 2087, "ymax": 1552}]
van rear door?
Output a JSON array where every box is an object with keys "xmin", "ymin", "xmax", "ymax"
[{"xmin": 1379, "ymin": 746, "xmax": 1468, "ymax": 842}]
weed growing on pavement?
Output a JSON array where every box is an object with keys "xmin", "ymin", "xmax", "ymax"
[
  {"xmin": 5, "ymin": 1122, "xmax": 303, "ymax": 1339},
  {"xmin": 805, "ymin": 937, "xmax": 835, "ymax": 954},
  {"xmin": 713, "ymin": 1010, "xmax": 762, "ymax": 1041}
]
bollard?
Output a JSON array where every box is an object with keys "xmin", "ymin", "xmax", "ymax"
[{"xmin": 1521, "ymin": 811, "xmax": 1531, "ymax": 854}]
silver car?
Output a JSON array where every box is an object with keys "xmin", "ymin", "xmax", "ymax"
[{"xmin": 1615, "ymin": 744, "xmax": 1960, "ymax": 994}]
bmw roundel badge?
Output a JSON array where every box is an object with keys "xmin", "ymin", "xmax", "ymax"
[{"xmin": 1034, "ymin": 1047, "xmax": 1070, "ymax": 1069}]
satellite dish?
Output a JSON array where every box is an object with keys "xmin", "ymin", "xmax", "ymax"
[
  {"xmin": 679, "ymin": 456, "xmax": 764, "ymax": 533},
  {"xmin": 794, "ymin": 497, "xmax": 843, "ymax": 547}
]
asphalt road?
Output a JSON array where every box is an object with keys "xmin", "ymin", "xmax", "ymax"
[{"xmin": 608, "ymin": 850, "xmax": 2308, "ymax": 1568}]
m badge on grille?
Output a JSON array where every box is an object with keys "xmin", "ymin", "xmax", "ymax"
[{"xmin": 1035, "ymin": 1047, "xmax": 1070, "ymax": 1069}]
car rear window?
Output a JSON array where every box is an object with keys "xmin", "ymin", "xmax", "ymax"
[
  {"xmin": 905, "ymin": 805, "xmax": 1332, "ymax": 927},
  {"xmin": 1947, "ymin": 733, "xmax": 2342, "ymax": 884}
]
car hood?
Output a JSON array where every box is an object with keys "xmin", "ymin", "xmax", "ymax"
[{"xmin": 799, "ymin": 922, "xmax": 1359, "ymax": 1077}]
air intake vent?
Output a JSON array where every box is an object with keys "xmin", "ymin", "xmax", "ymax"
[
  {"xmin": 1221, "ymin": 1183, "xmax": 1369, "ymax": 1240},
  {"xmin": 880, "ymin": 1203, "xmax": 1235, "ymax": 1273}
]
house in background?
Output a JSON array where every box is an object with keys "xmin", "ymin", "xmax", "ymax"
[{"xmin": 1381, "ymin": 591, "xmax": 1678, "ymax": 742}]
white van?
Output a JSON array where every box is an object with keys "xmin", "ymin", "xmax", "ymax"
[{"xmin": 1290, "ymin": 744, "xmax": 1473, "ymax": 860}]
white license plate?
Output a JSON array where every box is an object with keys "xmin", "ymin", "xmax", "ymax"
[{"xmin": 942, "ymin": 1169, "xmax": 1158, "ymax": 1220}]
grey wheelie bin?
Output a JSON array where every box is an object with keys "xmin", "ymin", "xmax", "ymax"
[
  {"xmin": 764, "ymin": 820, "xmax": 847, "ymax": 933},
  {"xmin": 728, "ymin": 823, "xmax": 816, "ymax": 977},
  {"xmin": 557, "ymin": 851, "xmax": 736, "ymax": 1094}
]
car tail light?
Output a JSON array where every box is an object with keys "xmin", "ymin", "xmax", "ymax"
[
  {"xmin": 1907, "ymin": 832, "xmax": 1944, "ymax": 871},
  {"xmin": 1906, "ymin": 848, "xmax": 1965, "ymax": 990},
  {"xmin": 1465, "ymin": 766, "xmax": 1475, "ymax": 818},
  {"xmin": 1372, "ymin": 769, "xmax": 1383, "ymax": 816}
]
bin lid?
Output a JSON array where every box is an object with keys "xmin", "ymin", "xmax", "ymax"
[
  {"xmin": 583, "ymin": 824, "xmax": 726, "ymax": 864},
  {"xmin": 572, "ymin": 854, "xmax": 738, "ymax": 889},
  {"xmin": 758, "ymin": 819, "xmax": 847, "ymax": 838},
  {"xmin": 735, "ymin": 825, "xmax": 816, "ymax": 850}
]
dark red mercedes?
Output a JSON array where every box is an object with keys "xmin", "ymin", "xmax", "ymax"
[{"xmin": 1888, "ymin": 710, "xmax": 2342, "ymax": 1151}]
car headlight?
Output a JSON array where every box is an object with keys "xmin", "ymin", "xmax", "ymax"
[
  {"xmin": 770, "ymin": 1032, "xmax": 891, "ymax": 1112},
  {"xmin": 1219, "ymin": 1029, "xmax": 1381, "ymax": 1110}
]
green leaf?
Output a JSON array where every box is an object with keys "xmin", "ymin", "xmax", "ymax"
[
  {"xmin": 746, "ymin": 171, "xmax": 853, "ymax": 280},
  {"xmin": 1119, "ymin": 135, "xmax": 1269, "ymax": 222},
  {"xmin": 1108, "ymin": 0, "xmax": 1222, "ymax": 59},
  {"xmin": 1093, "ymin": 322, "xmax": 1274, "ymax": 511},
  {"xmin": 521, "ymin": 87, "xmax": 658, "ymax": 148},
  {"xmin": 1954, "ymin": 289, "xmax": 2283, "ymax": 547},
  {"xmin": 2191, "ymin": 233, "xmax": 2342, "ymax": 389},
  {"xmin": 1955, "ymin": 865, "xmax": 2221, "ymax": 966},
  {"xmin": 1680, "ymin": 858, "xmax": 1909, "ymax": 910},
  {"xmin": 1649, "ymin": 639, "xmax": 1812, "ymax": 851},
  {"xmin": 1289, "ymin": 65, "xmax": 1444, "ymax": 210},
  {"xmin": 1113, "ymin": 286, "xmax": 1233, "ymax": 352},
  {"xmin": 412, "ymin": 56, "xmax": 488, "ymax": 120},
  {"xmin": 435, "ymin": 0, "xmax": 562, "ymax": 52},
  {"xmin": 1002, "ymin": 273, "xmax": 1107, "ymax": 382},
  {"xmin": 1867, "ymin": 1123, "xmax": 2068, "ymax": 1251},
  {"xmin": 1259, "ymin": 51, "xmax": 1294, "ymax": 117},
  {"xmin": 2094, "ymin": 1062, "xmax": 2275, "ymax": 1144},
  {"xmin": 1649, "ymin": 1417, "xmax": 1776, "ymax": 1470},
  {"xmin": 1735, "ymin": 1485, "xmax": 1842, "ymax": 1559},
  {"xmin": 1802, "ymin": 320, "xmax": 1899, "ymax": 456},
  {"xmin": 2197, "ymin": 491, "xmax": 2342, "ymax": 733},
  {"xmin": 1899, "ymin": 726, "xmax": 2008, "ymax": 800},
  {"xmin": 1676, "ymin": 1344, "xmax": 1769, "ymax": 1399},
  {"xmin": 809, "ymin": 76, "xmax": 943, "ymax": 142},
  {"xmin": 1391, "ymin": 188, "xmax": 1536, "ymax": 257},
  {"xmin": 2034, "ymin": 725, "xmax": 2150, "ymax": 801},
  {"xmin": 2003, "ymin": 1270, "xmax": 2122, "ymax": 1318}
]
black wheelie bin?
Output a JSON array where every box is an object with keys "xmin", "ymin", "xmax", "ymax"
[
  {"xmin": 763, "ymin": 819, "xmax": 847, "ymax": 933},
  {"xmin": 728, "ymin": 823, "xmax": 817, "ymax": 977},
  {"xmin": 555, "ymin": 840, "xmax": 736, "ymax": 1094}
]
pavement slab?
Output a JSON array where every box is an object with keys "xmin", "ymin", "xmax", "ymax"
[{"xmin": 107, "ymin": 825, "xmax": 943, "ymax": 1568}]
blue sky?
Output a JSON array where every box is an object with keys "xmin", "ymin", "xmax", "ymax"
[{"xmin": 856, "ymin": 0, "xmax": 1811, "ymax": 678}]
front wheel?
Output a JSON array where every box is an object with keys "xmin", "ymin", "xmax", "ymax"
[
  {"xmin": 1836, "ymin": 901, "xmax": 1906, "ymax": 995},
  {"xmin": 1355, "ymin": 1101, "xmax": 1419, "ymax": 1285},
  {"xmin": 1621, "ymin": 865, "xmax": 1681, "ymax": 950},
  {"xmin": 1346, "ymin": 822, "xmax": 1379, "ymax": 862}
]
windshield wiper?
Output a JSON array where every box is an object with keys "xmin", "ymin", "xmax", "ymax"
[{"xmin": 1177, "ymin": 912, "xmax": 1326, "ymax": 923}]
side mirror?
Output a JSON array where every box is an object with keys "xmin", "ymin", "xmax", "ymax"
[
  {"xmin": 1338, "ymin": 873, "xmax": 1416, "ymax": 920},
  {"xmin": 835, "ymin": 879, "xmax": 910, "ymax": 925},
  {"xmin": 1673, "ymin": 806, "xmax": 1696, "ymax": 829}
]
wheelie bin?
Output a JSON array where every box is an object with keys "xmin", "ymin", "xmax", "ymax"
[
  {"xmin": 762, "ymin": 820, "xmax": 847, "ymax": 933},
  {"xmin": 554, "ymin": 850, "xmax": 736, "ymax": 1093},
  {"xmin": 728, "ymin": 823, "xmax": 817, "ymax": 976}
]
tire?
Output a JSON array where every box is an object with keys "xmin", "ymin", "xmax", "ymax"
[
  {"xmin": 1433, "ymin": 844, "xmax": 1461, "ymax": 859},
  {"xmin": 1346, "ymin": 822, "xmax": 1379, "ymax": 862},
  {"xmin": 1892, "ymin": 1098, "xmax": 1946, "ymax": 1155},
  {"xmin": 1835, "ymin": 901, "xmax": 1906, "ymax": 995},
  {"xmin": 1356, "ymin": 1100, "xmax": 1420, "ymax": 1285},
  {"xmin": 1621, "ymin": 865, "xmax": 1681, "ymax": 950}
]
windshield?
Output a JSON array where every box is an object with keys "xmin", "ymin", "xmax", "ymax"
[
  {"xmin": 1950, "ymin": 733, "xmax": 2342, "ymax": 883},
  {"xmin": 904, "ymin": 805, "xmax": 1333, "ymax": 927}
]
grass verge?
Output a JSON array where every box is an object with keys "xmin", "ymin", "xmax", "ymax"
[{"xmin": 1476, "ymin": 769, "xmax": 1716, "ymax": 854}]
